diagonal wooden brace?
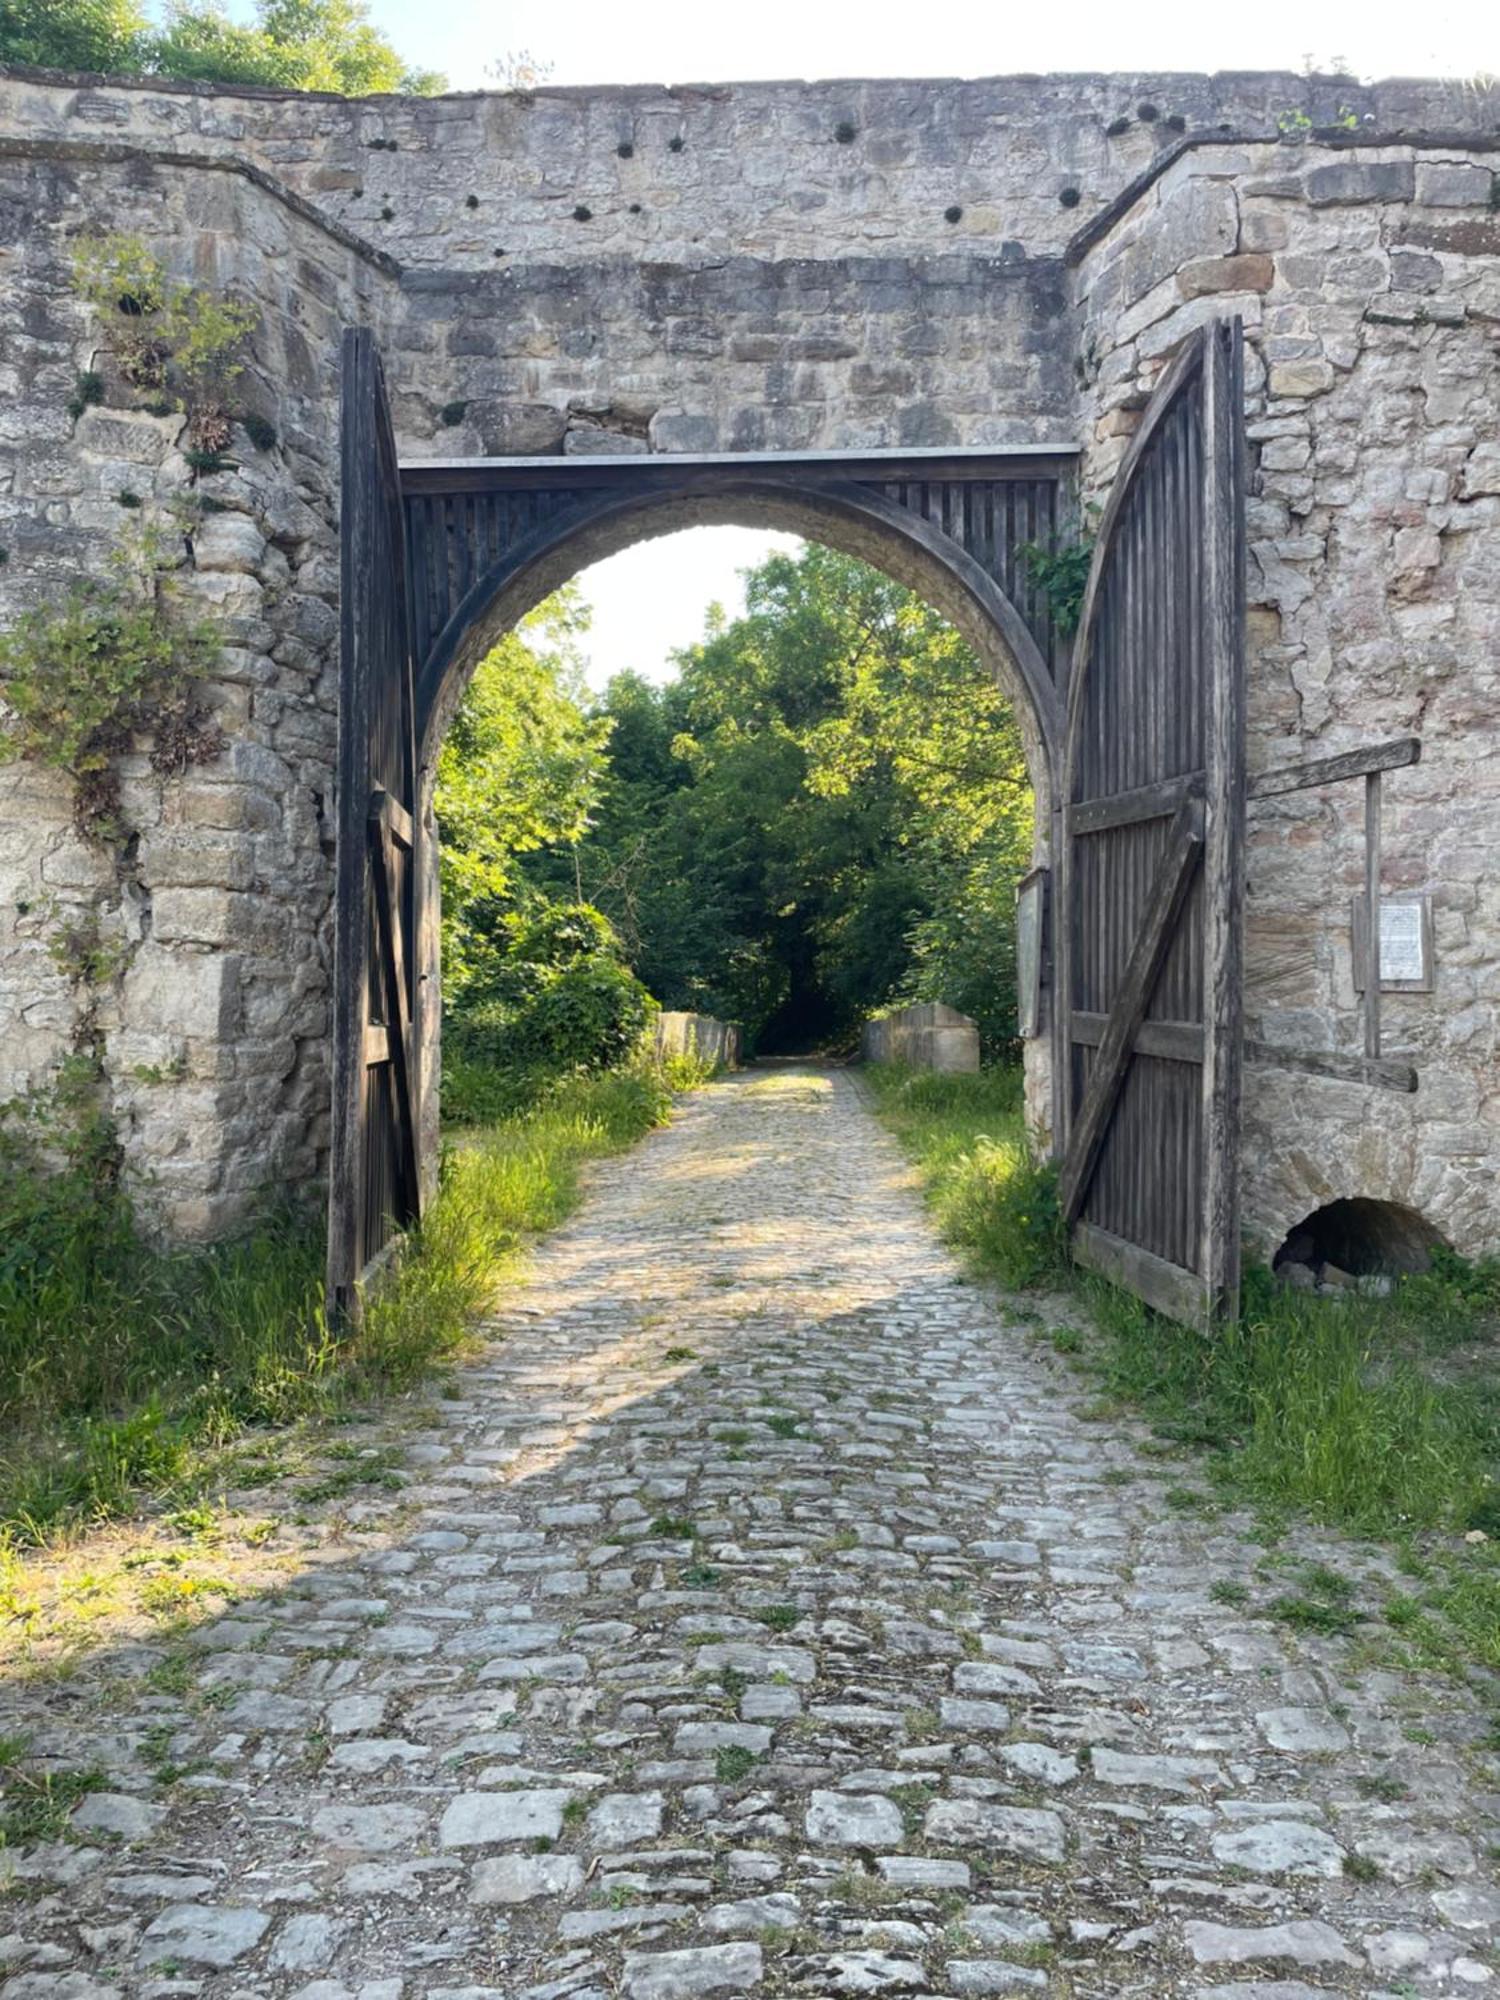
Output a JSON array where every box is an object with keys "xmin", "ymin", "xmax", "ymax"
[
  {"xmin": 1060, "ymin": 797, "xmax": 1205, "ymax": 1226},
  {"xmin": 368, "ymin": 786, "xmax": 422, "ymax": 1225}
]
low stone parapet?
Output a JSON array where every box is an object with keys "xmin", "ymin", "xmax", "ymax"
[
  {"xmin": 861, "ymin": 1002, "xmax": 980, "ymax": 1073},
  {"xmin": 653, "ymin": 1011, "xmax": 741, "ymax": 1070}
]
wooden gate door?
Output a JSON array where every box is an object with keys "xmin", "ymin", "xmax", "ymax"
[
  {"xmin": 1059, "ymin": 320, "xmax": 1245, "ymax": 1325},
  {"xmin": 327, "ymin": 327, "xmax": 422, "ymax": 1321}
]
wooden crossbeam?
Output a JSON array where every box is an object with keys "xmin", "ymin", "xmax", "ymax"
[
  {"xmin": 1244, "ymin": 1040, "xmax": 1417, "ymax": 1093},
  {"xmin": 1247, "ymin": 735, "xmax": 1420, "ymax": 801},
  {"xmin": 367, "ymin": 788, "xmax": 421, "ymax": 1224},
  {"xmin": 1060, "ymin": 798, "xmax": 1206, "ymax": 1226}
]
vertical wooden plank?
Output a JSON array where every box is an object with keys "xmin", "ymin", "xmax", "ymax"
[
  {"xmin": 328, "ymin": 327, "xmax": 374, "ymax": 1321},
  {"xmin": 1199, "ymin": 318, "xmax": 1246, "ymax": 1318},
  {"xmin": 328, "ymin": 326, "xmax": 423, "ymax": 1325},
  {"xmin": 1364, "ymin": 770, "xmax": 1382, "ymax": 1059}
]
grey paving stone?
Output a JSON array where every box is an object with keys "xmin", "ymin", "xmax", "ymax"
[
  {"xmin": 1210, "ymin": 1819, "xmax": 1344, "ymax": 1877},
  {"xmin": 620, "ymin": 1942, "xmax": 763, "ymax": 1999},
  {"xmin": 308, "ymin": 1803, "xmax": 427, "ymax": 1854},
  {"xmin": 806, "ymin": 1790, "xmax": 905, "ymax": 1846},
  {"xmin": 70, "ymin": 1792, "xmax": 165, "ymax": 1839},
  {"xmin": 137, "ymin": 1903, "xmax": 271, "ymax": 1968},
  {"xmin": 923, "ymin": 1800, "xmax": 1066, "ymax": 1862},
  {"xmin": 438, "ymin": 1788, "xmax": 571, "ymax": 1848},
  {"xmin": 469, "ymin": 1853, "xmax": 585, "ymax": 1903},
  {"xmin": 1183, "ymin": 1919, "xmax": 1361, "ymax": 1968}
]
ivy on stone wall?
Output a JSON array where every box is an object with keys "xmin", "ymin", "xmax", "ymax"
[
  {"xmin": 0, "ymin": 530, "xmax": 224, "ymax": 842},
  {"xmin": 1018, "ymin": 534, "xmax": 1095, "ymax": 638},
  {"xmin": 70, "ymin": 235, "xmax": 257, "ymax": 452}
]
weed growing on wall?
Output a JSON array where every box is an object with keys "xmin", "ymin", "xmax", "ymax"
[
  {"xmin": 1017, "ymin": 534, "xmax": 1095, "ymax": 638},
  {"xmin": 70, "ymin": 234, "xmax": 257, "ymax": 450},
  {"xmin": 0, "ymin": 528, "xmax": 224, "ymax": 841}
]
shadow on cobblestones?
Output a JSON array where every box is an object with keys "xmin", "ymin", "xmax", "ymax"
[{"xmin": 1, "ymin": 1068, "xmax": 1497, "ymax": 1998}]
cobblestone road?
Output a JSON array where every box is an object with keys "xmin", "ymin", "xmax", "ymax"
[{"xmin": 4, "ymin": 1068, "xmax": 1498, "ymax": 1999}]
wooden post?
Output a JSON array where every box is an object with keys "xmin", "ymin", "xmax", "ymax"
[
  {"xmin": 1364, "ymin": 769, "xmax": 1382, "ymax": 1059},
  {"xmin": 1200, "ymin": 317, "xmax": 1246, "ymax": 1322}
]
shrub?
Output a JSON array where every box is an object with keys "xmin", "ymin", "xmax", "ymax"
[
  {"xmin": 70, "ymin": 234, "xmax": 256, "ymax": 444},
  {"xmin": 0, "ymin": 531, "xmax": 223, "ymax": 840}
]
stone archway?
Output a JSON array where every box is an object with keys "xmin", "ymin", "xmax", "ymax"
[{"xmin": 399, "ymin": 459, "xmax": 1076, "ymax": 1195}]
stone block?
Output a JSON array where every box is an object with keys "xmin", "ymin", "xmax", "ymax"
[
  {"xmin": 862, "ymin": 1002, "xmax": 980, "ymax": 1072},
  {"xmin": 470, "ymin": 401, "xmax": 567, "ymax": 455},
  {"xmin": 647, "ymin": 412, "xmax": 719, "ymax": 453},
  {"xmin": 1304, "ymin": 161, "xmax": 1416, "ymax": 207},
  {"xmin": 1267, "ymin": 357, "xmax": 1336, "ymax": 398},
  {"xmin": 120, "ymin": 946, "xmax": 239, "ymax": 1041},
  {"xmin": 192, "ymin": 510, "xmax": 268, "ymax": 574},
  {"xmin": 1415, "ymin": 162, "xmax": 1494, "ymax": 207},
  {"xmin": 1177, "ymin": 253, "xmax": 1275, "ymax": 299},
  {"xmin": 563, "ymin": 427, "xmax": 649, "ymax": 454}
]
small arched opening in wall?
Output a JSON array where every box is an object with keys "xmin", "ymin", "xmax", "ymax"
[
  {"xmin": 1273, "ymin": 1197, "xmax": 1448, "ymax": 1293},
  {"xmin": 409, "ymin": 479, "xmax": 1066, "ymax": 1173}
]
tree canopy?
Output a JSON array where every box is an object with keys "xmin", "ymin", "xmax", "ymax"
[
  {"xmin": 564, "ymin": 544, "xmax": 1034, "ymax": 1054},
  {"xmin": 0, "ymin": 0, "xmax": 445, "ymax": 92}
]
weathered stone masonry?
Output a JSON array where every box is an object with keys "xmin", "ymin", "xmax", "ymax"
[{"xmin": 0, "ymin": 65, "xmax": 1495, "ymax": 1259}]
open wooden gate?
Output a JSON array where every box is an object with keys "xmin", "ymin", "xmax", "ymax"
[
  {"xmin": 1059, "ymin": 320, "xmax": 1245, "ymax": 1326},
  {"xmin": 327, "ymin": 328, "xmax": 423, "ymax": 1321}
]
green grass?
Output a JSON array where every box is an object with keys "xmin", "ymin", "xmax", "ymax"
[
  {"xmin": 863, "ymin": 1064, "xmax": 1066, "ymax": 1287},
  {"xmin": 0, "ymin": 1062, "xmax": 682, "ymax": 1544},
  {"xmin": 0, "ymin": 1758, "xmax": 109, "ymax": 1846},
  {"xmin": 714, "ymin": 1744, "xmax": 759, "ymax": 1784},
  {"xmin": 867, "ymin": 1059, "xmax": 1500, "ymax": 1678}
]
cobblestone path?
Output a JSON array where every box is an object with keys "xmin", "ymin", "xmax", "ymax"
[{"xmin": 4, "ymin": 1068, "xmax": 1498, "ymax": 1999}]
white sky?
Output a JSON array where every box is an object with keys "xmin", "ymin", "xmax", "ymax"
[
  {"xmin": 368, "ymin": 0, "xmax": 1493, "ymax": 92},
  {"xmin": 573, "ymin": 530, "xmax": 803, "ymax": 692},
  {"xmin": 341, "ymin": 0, "xmax": 1491, "ymax": 685}
]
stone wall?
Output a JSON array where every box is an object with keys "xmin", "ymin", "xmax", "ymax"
[
  {"xmin": 1, "ymin": 64, "xmax": 1497, "ymax": 1263},
  {"xmin": 0, "ymin": 142, "xmax": 393, "ymax": 1236},
  {"xmin": 862, "ymin": 1003, "xmax": 981, "ymax": 1074},
  {"xmin": 653, "ymin": 1011, "xmax": 741, "ymax": 1072},
  {"xmin": 1073, "ymin": 138, "xmax": 1500, "ymax": 1261}
]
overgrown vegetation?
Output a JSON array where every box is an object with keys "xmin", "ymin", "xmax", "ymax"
[
  {"xmin": 1018, "ymin": 534, "xmax": 1094, "ymax": 638},
  {"xmin": 435, "ymin": 594, "xmax": 660, "ymax": 1119},
  {"xmin": 867, "ymin": 1061, "xmax": 1500, "ymax": 1677},
  {"xmin": 71, "ymin": 234, "xmax": 257, "ymax": 452},
  {"xmin": 0, "ymin": 0, "xmax": 444, "ymax": 93},
  {"xmin": 0, "ymin": 1062, "xmax": 680, "ymax": 1543},
  {"xmin": 0, "ymin": 528, "xmax": 223, "ymax": 839},
  {"xmin": 864, "ymin": 1066, "xmax": 1066, "ymax": 1287}
]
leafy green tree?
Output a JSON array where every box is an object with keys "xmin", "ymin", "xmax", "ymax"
[
  {"xmin": 434, "ymin": 591, "xmax": 609, "ymax": 1014},
  {"xmin": 565, "ymin": 545, "xmax": 1034, "ymax": 1055},
  {"xmin": 151, "ymin": 0, "xmax": 444, "ymax": 93},
  {"xmin": 0, "ymin": 0, "xmax": 149, "ymax": 72},
  {"xmin": 1, "ymin": 0, "xmax": 444, "ymax": 92}
]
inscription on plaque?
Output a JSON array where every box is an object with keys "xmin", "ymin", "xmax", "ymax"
[{"xmin": 1352, "ymin": 895, "xmax": 1433, "ymax": 994}]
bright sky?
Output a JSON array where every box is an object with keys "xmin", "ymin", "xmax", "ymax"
[
  {"xmin": 574, "ymin": 530, "xmax": 803, "ymax": 691},
  {"xmin": 368, "ymin": 0, "xmax": 1491, "ymax": 92}
]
